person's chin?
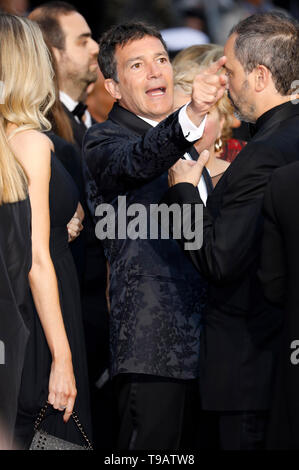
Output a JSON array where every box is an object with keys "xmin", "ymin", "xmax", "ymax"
[
  {"xmin": 232, "ymin": 107, "xmax": 255, "ymax": 123},
  {"xmin": 148, "ymin": 98, "xmax": 173, "ymax": 116},
  {"xmin": 87, "ymin": 66, "xmax": 98, "ymax": 80}
]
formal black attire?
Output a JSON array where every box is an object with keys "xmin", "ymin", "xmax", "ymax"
[
  {"xmin": 162, "ymin": 101, "xmax": 299, "ymax": 449},
  {"xmin": 84, "ymin": 103, "xmax": 211, "ymax": 449},
  {"xmin": 14, "ymin": 153, "xmax": 92, "ymax": 448},
  {"xmin": 61, "ymin": 102, "xmax": 112, "ymax": 447},
  {"xmin": 0, "ymin": 198, "xmax": 31, "ymax": 446},
  {"xmin": 61, "ymin": 103, "xmax": 88, "ymax": 150},
  {"xmin": 47, "ymin": 132, "xmax": 86, "ymax": 285},
  {"xmin": 259, "ymin": 162, "xmax": 299, "ymax": 449}
]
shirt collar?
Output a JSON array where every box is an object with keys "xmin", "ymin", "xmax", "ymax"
[
  {"xmin": 137, "ymin": 115, "xmax": 159, "ymax": 127},
  {"xmin": 59, "ymin": 91, "xmax": 78, "ymax": 112}
]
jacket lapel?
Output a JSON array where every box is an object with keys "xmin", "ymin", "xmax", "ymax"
[
  {"xmin": 108, "ymin": 103, "xmax": 153, "ymax": 136},
  {"xmin": 109, "ymin": 103, "xmax": 214, "ymax": 195}
]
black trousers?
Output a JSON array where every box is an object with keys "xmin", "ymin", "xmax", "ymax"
[
  {"xmin": 114, "ymin": 374, "xmax": 200, "ymax": 450},
  {"xmin": 199, "ymin": 410, "xmax": 269, "ymax": 450}
]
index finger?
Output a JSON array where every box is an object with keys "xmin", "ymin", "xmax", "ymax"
[{"xmin": 203, "ymin": 56, "xmax": 226, "ymax": 75}]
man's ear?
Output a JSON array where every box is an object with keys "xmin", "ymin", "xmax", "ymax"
[
  {"xmin": 52, "ymin": 46, "xmax": 62, "ymax": 65},
  {"xmin": 254, "ymin": 65, "xmax": 270, "ymax": 92},
  {"xmin": 104, "ymin": 79, "xmax": 122, "ymax": 100}
]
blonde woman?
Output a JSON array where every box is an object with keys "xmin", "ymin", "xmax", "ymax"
[
  {"xmin": 0, "ymin": 37, "xmax": 31, "ymax": 448},
  {"xmin": 173, "ymin": 45, "xmax": 245, "ymax": 186},
  {"xmin": 0, "ymin": 14, "xmax": 91, "ymax": 448}
]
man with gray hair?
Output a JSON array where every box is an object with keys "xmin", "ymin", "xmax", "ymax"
[{"xmin": 163, "ymin": 11, "xmax": 299, "ymax": 449}]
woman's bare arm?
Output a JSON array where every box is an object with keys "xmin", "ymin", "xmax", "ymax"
[{"xmin": 10, "ymin": 130, "xmax": 77, "ymax": 422}]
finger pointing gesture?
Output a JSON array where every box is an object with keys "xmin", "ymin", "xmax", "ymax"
[{"xmin": 187, "ymin": 56, "xmax": 228, "ymax": 126}]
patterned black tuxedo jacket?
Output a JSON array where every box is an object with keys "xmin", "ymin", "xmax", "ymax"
[{"xmin": 83, "ymin": 103, "xmax": 211, "ymax": 380}]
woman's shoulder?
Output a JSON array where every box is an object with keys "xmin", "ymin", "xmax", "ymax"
[
  {"xmin": 9, "ymin": 129, "xmax": 55, "ymax": 166},
  {"xmin": 10, "ymin": 129, "xmax": 54, "ymax": 151},
  {"xmin": 9, "ymin": 129, "xmax": 54, "ymax": 178}
]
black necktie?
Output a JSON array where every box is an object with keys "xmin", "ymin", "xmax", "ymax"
[
  {"xmin": 187, "ymin": 147, "xmax": 214, "ymax": 195},
  {"xmin": 72, "ymin": 102, "xmax": 87, "ymax": 121}
]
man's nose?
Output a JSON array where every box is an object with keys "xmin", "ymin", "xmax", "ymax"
[
  {"xmin": 146, "ymin": 61, "xmax": 162, "ymax": 79},
  {"xmin": 89, "ymin": 37, "xmax": 99, "ymax": 56}
]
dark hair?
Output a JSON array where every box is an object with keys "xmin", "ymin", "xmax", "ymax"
[
  {"xmin": 98, "ymin": 22, "xmax": 168, "ymax": 81},
  {"xmin": 230, "ymin": 12, "xmax": 299, "ymax": 95},
  {"xmin": 28, "ymin": 1, "xmax": 77, "ymax": 50}
]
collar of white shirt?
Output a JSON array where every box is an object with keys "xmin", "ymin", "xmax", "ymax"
[
  {"xmin": 138, "ymin": 115, "xmax": 159, "ymax": 127},
  {"xmin": 59, "ymin": 90, "xmax": 92, "ymax": 128},
  {"xmin": 137, "ymin": 114, "xmax": 208, "ymax": 205}
]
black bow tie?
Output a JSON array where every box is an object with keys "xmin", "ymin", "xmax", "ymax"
[{"xmin": 72, "ymin": 102, "xmax": 87, "ymax": 121}]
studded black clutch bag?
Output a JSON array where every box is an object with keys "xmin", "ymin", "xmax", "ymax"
[{"xmin": 29, "ymin": 403, "xmax": 93, "ymax": 451}]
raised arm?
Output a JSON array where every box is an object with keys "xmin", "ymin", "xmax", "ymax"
[{"xmin": 84, "ymin": 58, "xmax": 227, "ymax": 199}]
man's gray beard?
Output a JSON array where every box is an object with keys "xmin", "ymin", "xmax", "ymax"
[
  {"xmin": 228, "ymin": 90, "xmax": 256, "ymax": 124},
  {"xmin": 233, "ymin": 109, "xmax": 256, "ymax": 124}
]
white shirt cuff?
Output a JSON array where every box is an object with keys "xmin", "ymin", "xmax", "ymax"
[{"xmin": 178, "ymin": 102, "xmax": 207, "ymax": 142}]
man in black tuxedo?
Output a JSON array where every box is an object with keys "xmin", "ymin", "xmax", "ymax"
[
  {"xmin": 83, "ymin": 22, "xmax": 225, "ymax": 449},
  {"xmin": 162, "ymin": 12, "xmax": 299, "ymax": 449},
  {"xmin": 29, "ymin": 2, "xmax": 113, "ymax": 447}
]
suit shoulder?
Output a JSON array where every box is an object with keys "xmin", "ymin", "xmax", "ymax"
[
  {"xmin": 236, "ymin": 127, "xmax": 298, "ymax": 170},
  {"xmin": 271, "ymin": 161, "xmax": 299, "ymax": 187},
  {"xmin": 84, "ymin": 119, "xmax": 129, "ymax": 141}
]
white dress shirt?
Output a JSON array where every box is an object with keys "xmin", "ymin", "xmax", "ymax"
[
  {"xmin": 59, "ymin": 91, "xmax": 92, "ymax": 128},
  {"xmin": 138, "ymin": 103, "xmax": 208, "ymax": 205}
]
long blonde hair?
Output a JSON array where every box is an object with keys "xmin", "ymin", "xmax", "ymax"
[{"xmin": 0, "ymin": 14, "xmax": 55, "ymax": 204}]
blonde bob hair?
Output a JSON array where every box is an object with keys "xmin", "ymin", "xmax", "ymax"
[
  {"xmin": 173, "ymin": 44, "xmax": 235, "ymax": 144},
  {"xmin": 0, "ymin": 13, "xmax": 55, "ymax": 204}
]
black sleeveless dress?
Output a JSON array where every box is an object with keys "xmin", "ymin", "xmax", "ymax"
[
  {"xmin": 0, "ymin": 198, "xmax": 31, "ymax": 447},
  {"xmin": 14, "ymin": 153, "xmax": 92, "ymax": 448}
]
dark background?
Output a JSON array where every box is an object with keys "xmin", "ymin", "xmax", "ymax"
[{"xmin": 27, "ymin": 0, "xmax": 299, "ymax": 43}]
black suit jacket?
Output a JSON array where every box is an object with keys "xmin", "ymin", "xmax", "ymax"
[
  {"xmin": 83, "ymin": 103, "xmax": 211, "ymax": 380},
  {"xmin": 259, "ymin": 162, "xmax": 299, "ymax": 449},
  {"xmin": 162, "ymin": 101, "xmax": 299, "ymax": 410}
]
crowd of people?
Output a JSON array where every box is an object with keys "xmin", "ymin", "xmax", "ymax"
[{"xmin": 0, "ymin": 2, "xmax": 299, "ymax": 452}]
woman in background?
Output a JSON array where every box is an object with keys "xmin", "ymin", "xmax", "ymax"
[
  {"xmin": 173, "ymin": 44, "xmax": 246, "ymax": 182},
  {"xmin": 0, "ymin": 14, "xmax": 91, "ymax": 448}
]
